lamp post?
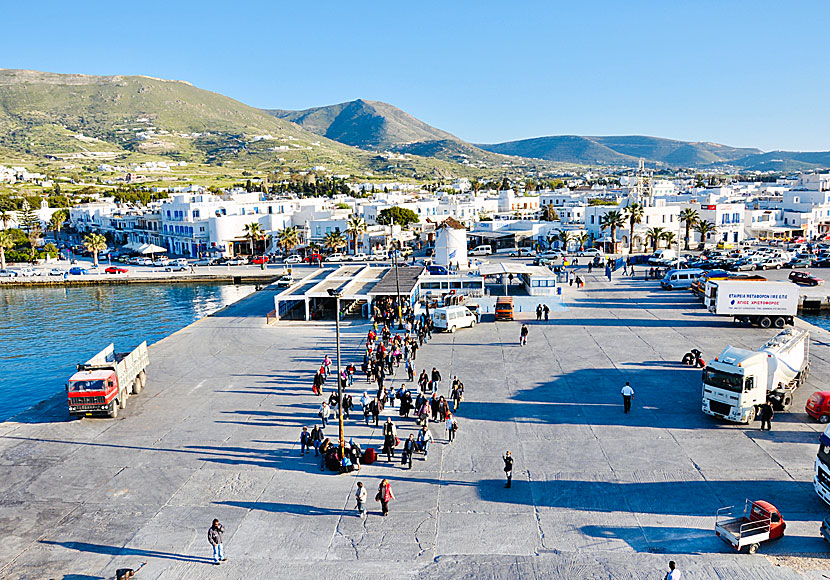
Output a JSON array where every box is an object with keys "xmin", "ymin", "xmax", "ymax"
[
  {"xmin": 327, "ymin": 288, "xmax": 345, "ymax": 459},
  {"xmin": 391, "ymin": 239, "xmax": 404, "ymax": 329}
]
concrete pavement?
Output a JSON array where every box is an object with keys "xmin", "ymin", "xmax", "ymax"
[{"xmin": 1, "ymin": 272, "xmax": 829, "ymax": 579}]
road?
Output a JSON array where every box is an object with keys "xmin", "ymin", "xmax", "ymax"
[{"xmin": 0, "ymin": 268, "xmax": 828, "ymax": 579}]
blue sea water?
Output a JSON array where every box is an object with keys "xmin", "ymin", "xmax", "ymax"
[{"xmin": 0, "ymin": 283, "xmax": 255, "ymax": 420}]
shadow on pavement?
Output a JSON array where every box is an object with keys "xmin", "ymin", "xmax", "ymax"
[{"xmin": 39, "ymin": 540, "xmax": 211, "ymax": 563}]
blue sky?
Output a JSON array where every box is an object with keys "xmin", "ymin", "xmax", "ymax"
[{"xmin": 4, "ymin": 0, "xmax": 830, "ymax": 151}]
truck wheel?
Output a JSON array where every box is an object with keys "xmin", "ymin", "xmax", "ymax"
[
  {"xmin": 748, "ymin": 542, "xmax": 760, "ymax": 554},
  {"xmin": 108, "ymin": 402, "xmax": 119, "ymax": 419},
  {"xmin": 139, "ymin": 370, "xmax": 146, "ymax": 388},
  {"xmin": 759, "ymin": 316, "xmax": 772, "ymax": 328},
  {"xmin": 132, "ymin": 377, "xmax": 142, "ymax": 395},
  {"xmin": 820, "ymin": 415, "xmax": 830, "ymax": 424},
  {"xmin": 119, "ymin": 389, "xmax": 127, "ymax": 409},
  {"xmin": 781, "ymin": 394, "xmax": 793, "ymax": 411},
  {"xmin": 774, "ymin": 317, "xmax": 786, "ymax": 328}
]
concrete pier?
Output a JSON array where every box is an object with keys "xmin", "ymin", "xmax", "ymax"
[{"xmin": 1, "ymin": 273, "xmax": 828, "ymax": 579}]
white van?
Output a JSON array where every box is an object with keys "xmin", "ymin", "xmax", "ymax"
[
  {"xmin": 469, "ymin": 245, "xmax": 493, "ymax": 256},
  {"xmin": 660, "ymin": 268, "xmax": 704, "ymax": 290},
  {"xmin": 432, "ymin": 305, "xmax": 477, "ymax": 333},
  {"xmin": 648, "ymin": 249, "xmax": 676, "ymax": 265}
]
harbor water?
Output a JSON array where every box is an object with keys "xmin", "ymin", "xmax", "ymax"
[{"xmin": 0, "ymin": 283, "xmax": 256, "ymax": 421}]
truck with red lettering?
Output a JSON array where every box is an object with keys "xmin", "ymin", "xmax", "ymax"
[
  {"xmin": 704, "ymin": 280, "xmax": 798, "ymax": 328},
  {"xmin": 67, "ymin": 342, "xmax": 149, "ymax": 418}
]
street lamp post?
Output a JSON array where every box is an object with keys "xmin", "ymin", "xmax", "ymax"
[
  {"xmin": 327, "ymin": 289, "xmax": 345, "ymax": 459},
  {"xmin": 391, "ymin": 240, "xmax": 403, "ymax": 329}
]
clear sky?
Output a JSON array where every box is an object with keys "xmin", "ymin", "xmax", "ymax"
[{"xmin": 3, "ymin": 0, "xmax": 830, "ymax": 151}]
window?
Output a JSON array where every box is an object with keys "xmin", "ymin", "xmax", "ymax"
[
  {"xmin": 193, "ymin": 210, "xmax": 200, "ymax": 218},
  {"xmin": 590, "ymin": 215, "xmax": 594, "ymax": 224}
]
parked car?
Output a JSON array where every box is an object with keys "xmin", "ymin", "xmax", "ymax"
[
  {"xmin": 249, "ymin": 255, "xmax": 269, "ymax": 265},
  {"xmin": 349, "ymin": 252, "xmax": 369, "ymax": 262},
  {"xmin": 806, "ymin": 391, "xmax": 830, "ymax": 423},
  {"xmin": 469, "ymin": 245, "xmax": 493, "ymax": 256},
  {"xmin": 153, "ymin": 257, "xmax": 170, "ymax": 267},
  {"xmin": 224, "ymin": 257, "xmax": 246, "ymax": 266},
  {"xmin": 303, "ymin": 253, "xmax": 323, "ymax": 263},
  {"xmin": 137, "ymin": 257, "xmax": 153, "ymax": 266},
  {"xmin": 578, "ymin": 248, "xmax": 603, "ymax": 257},
  {"xmin": 325, "ymin": 253, "xmax": 345, "ymax": 263},
  {"xmin": 69, "ymin": 267, "xmax": 88, "ymax": 275},
  {"xmin": 105, "ymin": 266, "xmax": 129, "ymax": 274},
  {"xmin": 165, "ymin": 263, "xmax": 188, "ymax": 271},
  {"xmin": 788, "ymin": 271, "xmax": 823, "ymax": 286},
  {"xmin": 284, "ymin": 255, "xmax": 302, "ymax": 264},
  {"xmin": 194, "ymin": 258, "xmax": 218, "ymax": 266},
  {"xmin": 0, "ymin": 269, "xmax": 19, "ymax": 277},
  {"xmin": 432, "ymin": 305, "xmax": 477, "ymax": 333},
  {"xmin": 47, "ymin": 268, "xmax": 65, "ymax": 276},
  {"xmin": 509, "ymin": 247, "xmax": 536, "ymax": 257},
  {"xmin": 276, "ymin": 274, "xmax": 294, "ymax": 287},
  {"xmin": 785, "ymin": 256, "xmax": 814, "ymax": 268},
  {"xmin": 759, "ymin": 257, "xmax": 784, "ymax": 270},
  {"xmin": 17, "ymin": 267, "xmax": 37, "ymax": 277}
]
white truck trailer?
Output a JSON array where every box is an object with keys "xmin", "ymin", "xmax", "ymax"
[
  {"xmin": 702, "ymin": 328, "xmax": 810, "ymax": 423},
  {"xmin": 705, "ymin": 280, "xmax": 799, "ymax": 328}
]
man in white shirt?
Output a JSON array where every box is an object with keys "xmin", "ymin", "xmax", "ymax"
[
  {"xmin": 665, "ymin": 560, "xmax": 680, "ymax": 579},
  {"xmin": 621, "ymin": 382, "xmax": 634, "ymax": 413}
]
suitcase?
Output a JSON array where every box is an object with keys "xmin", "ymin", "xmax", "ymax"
[
  {"xmin": 325, "ymin": 451, "xmax": 341, "ymax": 472},
  {"xmin": 362, "ymin": 447, "xmax": 377, "ymax": 465}
]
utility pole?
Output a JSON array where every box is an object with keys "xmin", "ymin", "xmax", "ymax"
[{"xmin": 327, "ymin": 289, "xmax": 345, "ymax": 459}]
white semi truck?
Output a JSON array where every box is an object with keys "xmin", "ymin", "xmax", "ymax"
[
  {"xmin": 816, "ymin": 424, "xmax": 830, "ymax": 506},
  {"xmin": 701, "ymin": 328, "xmax": 810, "ymax": 423},
  {"xmin": 704, "ymin": 280, "xmax": 799, "ymax": 328}
]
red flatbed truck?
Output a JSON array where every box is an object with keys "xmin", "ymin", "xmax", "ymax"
[
  {"xmin": 715, "ymin": 499, "xmax": 786, "ymax": 554},
  {"xmin": 67, "ymin": 342, "xmax": 149, "ymax": 418}
]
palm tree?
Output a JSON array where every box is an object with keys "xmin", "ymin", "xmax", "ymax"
[
  {"xmin": 645, "ymin": 227, "xmax": 667, "ymax": 251},
  {"xmin": 695, "ymin": 220, "xmax": 718, "ymax": 250},
  {"xmin": 575, "ymin": 232, "xmax": 590, "ymax": 251},
  {"xmin": 679, "ymin": 208, "xmax": 699, "ymax": 250},
  {"xmin": 624, "ymin": 202, "xmax": 645, "ymax": 254},
  {"xmin": 0, "ymin": 229, "xmax": 14, "ymax": 270},
  {"xmin": 557, "ymin": 230, "xmax": 572, "ymax": 252},
  {"xmin": 345, "ymin": 215, "xmax": 366, "ymax": 255},
  {"xmin": 49, "ymin": 209, "xmax": 69, "ymax": 241},
  {"xmin": 323, "ymin": 230, "xmax": 346, "ymax": 254},
  {"xmin": 545, "ymin": 234, "xmax": 557, "ymax": 250},
  {"xmin": 599, "ymin": 210, "xmax": 626, "ymax": 254},
  {"xmin": 243, "ymin": 222, "xmax": 265, "ymax": 255},
  {"xmin": 0, "ymin": 209, "xmax": 10, "ymax": 229},
  {"xmin": 661, "ymin": 231, "xmax": 677, "ymax": 250},
  {"xmin": 471, "ymin": 179, "xmax": 482, "ymax": 195},
  {"xmin": 26, "ymin": 226, "xmax": 41, "ymax": 260},
  {"xmin": 83, "ymin": 233, "xmax": 107, "ymax": 267},
  {"xmin": 277, "ymin": 226, "xmax": 299, "ymax": 255}
]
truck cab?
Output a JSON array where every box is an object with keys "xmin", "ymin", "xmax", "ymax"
[
  {"xmin": 702, "ymin": 347, "xmax": 767, "ymax": 423},
  {"xmin": 815, "ymin": 425, "xmax": 830, "ymax": 506},
  {"xmin": 67, "ymin": 369, "xmax": 121, "ymax": 417}
]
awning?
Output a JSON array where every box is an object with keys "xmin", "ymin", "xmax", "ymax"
[
  {"xmin": 138, "ymin": 243, "xmax": 167, "ymax": 254},
  {"xmin": 122, "ymin": 242, "xmax": 141, "ymax": 251}
]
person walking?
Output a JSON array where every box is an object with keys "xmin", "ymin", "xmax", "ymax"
[
  {"xmin": 402, "ymin": 434, "xmax": 416, "ymax": 469},
  {"xmin": 355, "ymin": 481, "xmax": 367, "ymax": 517},
  {"xmin": 377, "ymin": 479, "xmax": 395, "ymax": 516},
  {"xmin": 759, "ymin": 399, "xmax": 774, "ymax": 431},
  {"xmin": 406, "ymin": 359, "xmax": 414, "ymax": 381},
  {"xmin": 310, "ymin": 425, "xmax": 323, "ymax": 456},
  {"xmin": 621, "ymin": 382, "xmax": 634, "ymax": 413},
  {"xmin": 383, "ymin": 418, "xmax": 397, "ymax": 461},
  {"xmin": 664, "ymin": 560, "xmax": 681, "ymax": 580},
  {"xmin": 519, "ymin": 324, "xmax": 529, "ymax": 346},
  {"xmin": 300, "ymin": 426, "xmax": 311, "ymax": 455},
  {"xmin": 207, "ymin": 519, "xmax": 226, "ymax": 565},
  {"xmin": 417, "ymin": 425, "xmax": 433, "ymax": 457},
  {"xmin": 451, "ymin": 382, "xmax": 463, "ymax": 411},
  {"xmin": 536, "ymin": 304, "xmax": 543, "ymax": 321},
  {"xmin": 370, "ymin": 397, "xmax": 380, "ymax": 426},
  {"xmin": 543, "ymin": 304, "xmax": 550, "ymax": 321},
  {"xmin": 318, "ymin": 401, "xmax": 331, "ymax": 429},
  {"xmin": 446, "ymin": 413, "xmax": 457, "ymax": 442},
  {"xmin": 503, "ymin": 451, "xmax": 514, "ymax": 488}
]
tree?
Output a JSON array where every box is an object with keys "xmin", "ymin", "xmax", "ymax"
[
  {"xmin": 575, "ymin": 232, "xmax": 590, "ymax": 251},
  {"xmin": 679, "ymin": 208, "xmax": 699, "ymax": 251},
  {"xmin": 557, "ymin": 230, "xmax": 572, "ymax": 251},
  {"xmin": 0, "ymin": 209, "xmax": 9, "ymax": 229},
  {"xmin": 243, "ymin": 222, "xmax": 265, "ymax": 255},
  {"xmin": 542, "ymin": 203, "xmax": 560, "ymax": 222},
  {"xmin": 624, "ymin": 203, "xmax": 645, "ymax": 254},
  {"xmin": 645, "ymin": 227, "xmax": 667, "ymax": 251},
  {"xmin": 695, "ymin": 220, "xmax": 718, "ymax": 249},
  {"xmin": 661, "ymin": 231, "xmax": 677, "ymax": 249},
  {"xmin": 0, "ymin": 229, "xmax": 13, "ymax": 270},
  {"xmin": 377, "ymin": 206, "xmax": 419, "ymax": 228},
  {"xmin": 323, "ymin": 230, "xmax": 347, "ymax": 253},
  {"xmin": 277, "ymin": 226, "xmax": 300, "ymax": 255},
  {"xmin": 83, "ymin": 233, "xmax": 107, "ymax": 267},
  {"xmin": 26, "ymin": 225, "xmax": 41, "ymax": 260},
  {"xmin": 471, "ymin": 179, "xmax": 482, "ymax": 195},
  {"xmin": 345, "ymin": 215, "xmax": 366, "ymax": 255},
  {"xmin": 49, "ymin": 209, "xmax": 69, "ymax": 240},
  {"xmin": 500, "ymin": 177, "xmax": 511, "ymax": 191},
  {"xmin": 19, "ymin": 200, "xmax": 39, "ymax": 233},
  {"xmin": 545, "ymin": 234, "xmax": 557, "ymax": 250},
  {"xmin": 599, "ymin": 210, "xmax": 626, "ymax": 254}
]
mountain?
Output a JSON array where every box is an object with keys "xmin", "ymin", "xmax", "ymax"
[
  {"xmin": 268, "ymin": 99, "xmax": 459, "ymax": 149},
  {"xmin": 726, "ymin": 151, "xmax": 830, "ymax": 172},
  {"xmin": 478, "ymin": 135, "xmax": 763, "ymax": 168}
]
